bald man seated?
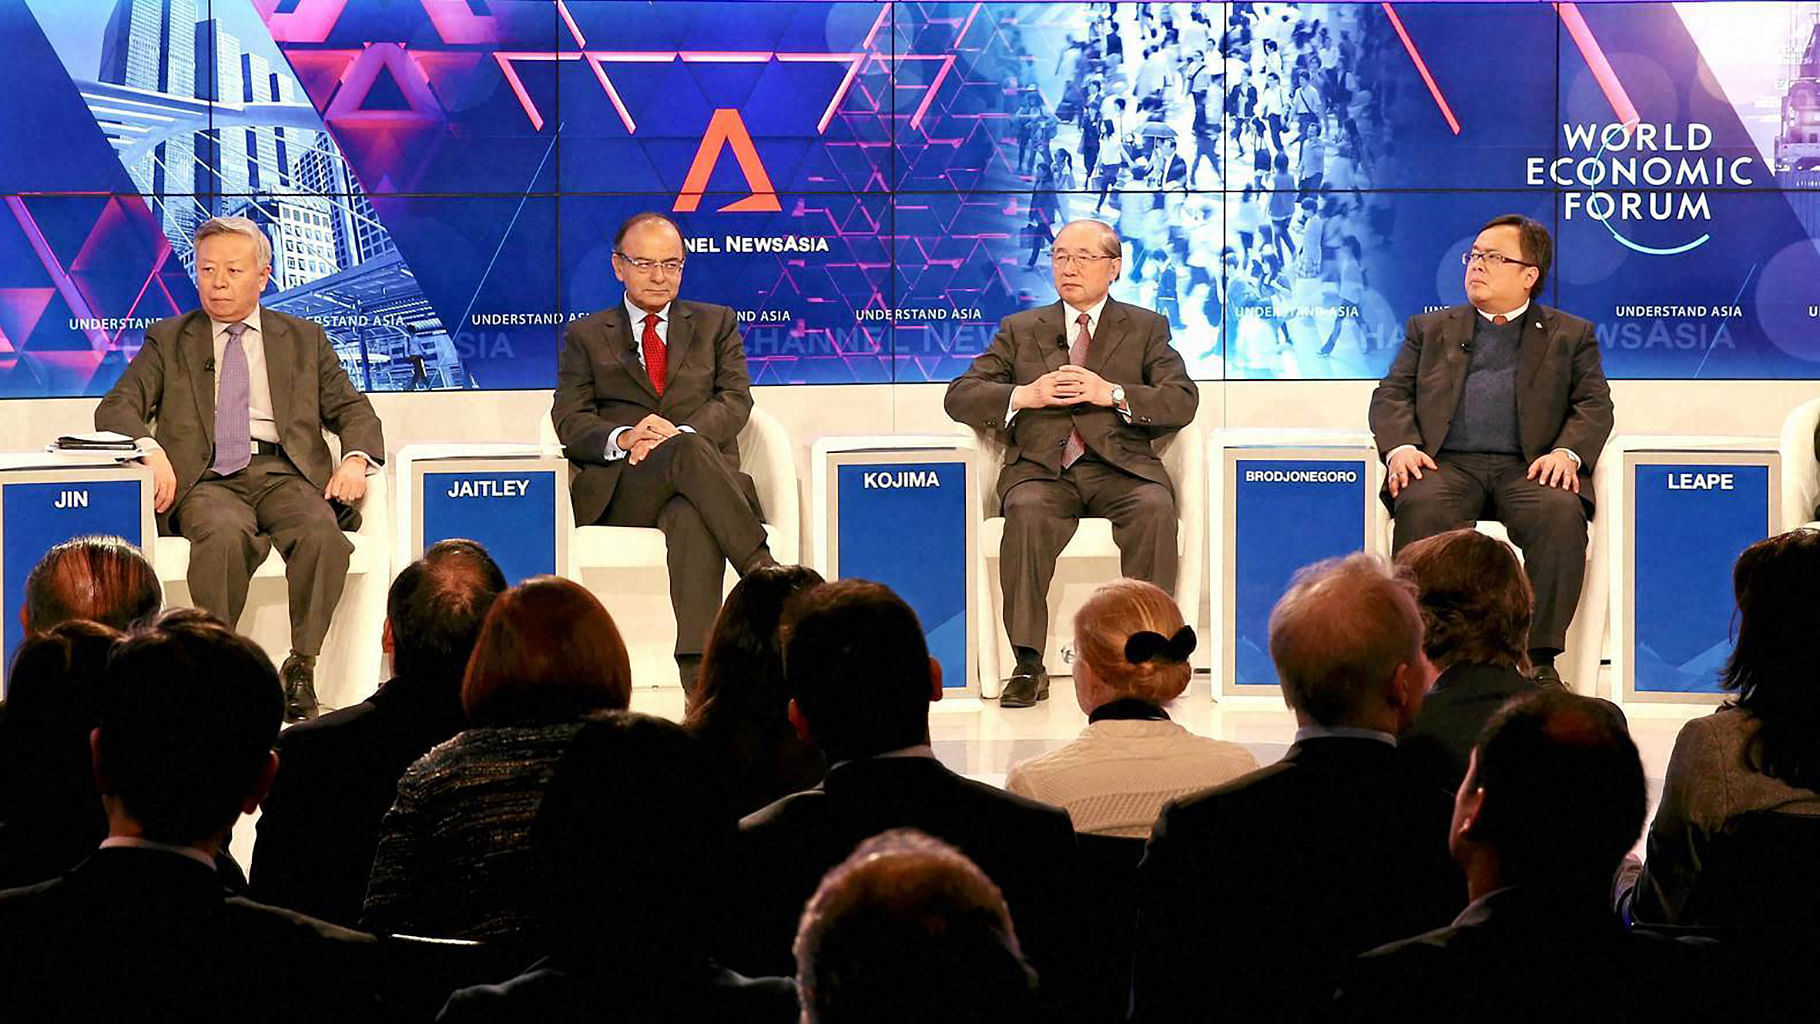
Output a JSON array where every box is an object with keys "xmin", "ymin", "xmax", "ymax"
[{"xmin": 945, "ymin": 219, "xmax": 1199, "ymax": 708}]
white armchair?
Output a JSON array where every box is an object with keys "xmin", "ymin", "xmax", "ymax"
[
  {"xmin": 542, "ymin": 404, "xmax": 800, "ymax": 688},
  {"xmin": 960, "ymin": 422, "xmax": 1205, "ymax": 699},
  {"xmin": 153, "ymin": 436, "xmax": 390, "ymax": 711},
  {"xmin": 1778, "ymin": 397, "xmax": 1820, "ymax": 530}
]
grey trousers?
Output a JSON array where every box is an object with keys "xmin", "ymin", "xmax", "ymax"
[
  {"xmin": 170, "ymin": 453, "xmax": 353, "ymax": 657},
  {"xmin": 1389, "ymin": 451, "xmax": 1589, "ymax": 651},
  {"xmin": 1000, "ymin": 459, "xmax": 1178, "ymax": 655}
]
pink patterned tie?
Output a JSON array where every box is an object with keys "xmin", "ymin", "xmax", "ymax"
[
  {"xmin": 211, "ymin": 322, "xmax": 251, "ymax": 475},
  {"xmin": 1061, "ymin": 311, "xmax": 1092, "ymax": 469}
]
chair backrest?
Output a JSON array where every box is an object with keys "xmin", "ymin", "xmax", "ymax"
[
  {"xmin": 1778, "ymin": 397, "xmax": 1820, "ymax": 529},
  {"xmin": 737, "ymin": 406, "xmax": 800, "ymax": 562},
  {"xmin": 1686, "ymin": 809, "xmax": 1820, "ymax": 930}
]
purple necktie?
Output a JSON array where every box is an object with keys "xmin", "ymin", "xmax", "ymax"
[
  {"xmin": 212, "ymin": 322, "xmax": 251, "ymax": 476},
  {"xmin": 1061, "ymin": 311, "xmax": 1092, "ymax": 469}
]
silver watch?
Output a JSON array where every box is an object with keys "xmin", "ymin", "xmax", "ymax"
[{"xmin": 1110, "ymin": 384, "xmax": 1126, "ymax": 407}]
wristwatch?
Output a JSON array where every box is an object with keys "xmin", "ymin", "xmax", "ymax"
[{"xmin": 1110, "ymin": 384, "xmax": 1126, "ymax": 409}]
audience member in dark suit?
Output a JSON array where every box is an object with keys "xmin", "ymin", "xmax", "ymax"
[
  {"xmin": 439, "ymin": 712, "xmax": 796, "ymax": 1024},
  {"xmin": 1134, "ymin": 553, "xmax": 1464, "ymax": 1024},
  {"xmin": 0, "ymin": 622, "xmax": 119, "ymax": 889},
  {"xmin": 552, "ymin": 211, "xmax": 776, "ymax": 690},
  {"xmin": 729, "ymin": 581, "xmax": 1083, "ymax": 1018},
  {"xmin": 795, "ymin": 828, "xmax": 1038, "ymax": 1024},
  {"xmin": 18, "ymin": 535, "xmax": 161, "ymax": 635},
  {"xmin": 0, "ymin": 609, "xmax": 385, "ymax": 1022},
  {"xmin": 362, "ymin": 577, "xmax": 631, "ymax": 951},
  {"xmin": 1333, "ymin": 690, "xmax": 1721, "ymax": 1023},
  {"xmin": 1396, "ymin": 529, "xmax": 1549, "ymax": 792},
  {"xmin": 683, "ymin": 564, "xmax": 827, "ymax": 819},
  {"xmin": 250, "ymin": 538, "xmax": 507, "ymax": 926}
]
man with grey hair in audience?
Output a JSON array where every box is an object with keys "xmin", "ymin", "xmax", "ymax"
[
  {"xmin": 1133, "ymin": 552, "xmax": 1465, "ymax": 1024},
  {"xmin": 20, "ymin": 535, "xmax": 161, "ymax": 634},
  {"xmin": 97, "ymin": 215, "xmax": 385, "ymax": 721}
]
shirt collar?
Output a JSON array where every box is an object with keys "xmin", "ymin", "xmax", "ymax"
[
  {"xmin": 1475, "ymin": 299, "xmax": 1529, "ymax": 324},
  {"xmin": 1293, "ymin": 724, "xmax": 1398, "ymax": 747},
  {"xmin": 1063, "ymin": 294, "xmax": 1110, "ymax": 332},
  {"xmin": 99, "ymin": 836, "xmax": 217, "ymax": 870},
  {"xmin": 208, "ymin": 305, "xmax": 262, "ymax": 339},
  {"xmin": 625, "ymin": 297, "xmax": 672, "ymax": 328}
]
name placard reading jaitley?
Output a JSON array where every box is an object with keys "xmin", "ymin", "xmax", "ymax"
[
  {"xmin": 420, "ymin": 468, "xmax": 560, "ymax": 585},
  {"xmin": 1624, "ymin": 456, "xmax": 1776, "ymax": 699},
  {"xmin": 2, "ymin": 468, "xmax": 150, "ymax": 677}
]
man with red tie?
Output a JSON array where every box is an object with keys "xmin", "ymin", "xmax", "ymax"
[
  {"xmin": 946, "ymin": 219, "xmax": 1200, "ymax": 708},
  {"xmin": 552, "ymin": 212, "xmax": 775, "ymax": 691}
]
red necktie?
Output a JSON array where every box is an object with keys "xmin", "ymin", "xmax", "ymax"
[
  {"xmin": 1492, "ymin": 314, "xmax": 1508, "ymax": 325},
  {"xmin": 641, "ymin": 313, "xmax": 666, "ymax": 396},
  {"xmin": 1062, "ymin": 311, "xmax": 1091, "ymax": 469}
]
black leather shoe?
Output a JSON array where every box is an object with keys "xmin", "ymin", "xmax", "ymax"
[
  {"xmin": 1531, "ymin": 663, "xmax": 1565, "ymax": 689},
  {"xmin": 281, "ymin": 654, "xmax": 320, "ymax": 723},
  {"xmin": 1000, "ymin": 663, "xmax": 1049, "ymax": 709}
]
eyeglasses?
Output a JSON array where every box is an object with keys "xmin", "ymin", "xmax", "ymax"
[
  {"xmin": 1460, "ymin": 250, "xmax": 1535, "ymax": 269},
  {"xmin": 615, "ymin": 252, "xmax": 686, "ymax": 274},
  {"xmin": 1050, "ymin": 252, "xmax": 1118, "ymax": 268}
]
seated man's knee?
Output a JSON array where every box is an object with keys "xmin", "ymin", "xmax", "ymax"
[{"xmin": 1529, "ymin": 486, "xmax": 1589, "ymax": 533}]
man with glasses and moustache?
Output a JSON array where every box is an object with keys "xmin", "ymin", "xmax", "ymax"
[
  {"xmin": 946, "ymin": 219, "xmax": 1199, "ymax": 708},
  {"xmin": 551, "ymin": 212, "xmax": 775, "ymax": 691},
  {"xmin": 1369, "ymin": 214, "xmax": 1613, "ymax": 685}
]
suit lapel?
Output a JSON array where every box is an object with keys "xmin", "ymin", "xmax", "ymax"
[
  {"xmin": 1085, "ymin": 298, "xmax": 1130, "ymax": 373},
  {"xmin": 1516, "ymin": 304, "xmax": 1550, "ymax": 393},
  {"xmin": 183, "ymin": 313, "xmax": 216, "ymax": 440},
  {"xmin": 1441, "ymin": 305, "xmax": 1475, "ymax": 397},
  {"xmin": 662, "ymin": 303, "xmax": 693, "ymax": 396},
  {"xmin": 1038, "ymin": 302, "xmax": 1068, "ymax": 372},
  {"xmin": 615, "ymin": 307, "xmax": 661, "ymax": 404},
  {"xmin": 262, "ymin": 308, "xmax": 294, "ymax": 437}
]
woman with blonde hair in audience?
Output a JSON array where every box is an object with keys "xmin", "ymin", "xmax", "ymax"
[
  {"xmin": 1007, "ymin": 579, "xmax": 1256, "ymax": 837},
  {"xmin": 361, "ymin": 576, "xmax": 631, "ymax": 954}
]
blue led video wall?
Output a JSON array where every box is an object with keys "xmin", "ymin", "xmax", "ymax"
[{"xmin": 1, "ymin": 0, "xmax": 1817, "ymax": 397}]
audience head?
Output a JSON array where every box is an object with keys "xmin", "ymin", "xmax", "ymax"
[
  {"xmin": 460, "ymin": 576, "xmax": 631, "ymax": 726},
  {"xmin": 782, "ymin": 580, "xmax": 939, "ymax": 764},
  {"xmin": 795, "ymin": 828, "xmax": 1037, "ymax": 1024},
  {"xmin": 1452, "ymin": 690, "xmax": 1644, "ymax": 893},
  {"xmin": 531, "ymin": 711, "xmax": 728, "ymax": 965},
  {"xmin": 685, "ymin": 564, "xmax": 824, "ymax": 722},
  {"xmin": 1396, "ymin": 529, "xmax": 1532, "ymax": 673},
  {"xmin": 96, "ymin": 609, "xmax": 282, "ymax": 849},
  {"xmin": 385, "ymin": 538, "xmax": 507, "ymax": 687},
  {"xmin": 6, "ymin": 619, "xmax": 120, "ymax": 727},
  {"xmin": 1268, "ymin": 553, "xmax": 1430, "ymax": 732},
  {"xmin": 1720, "ymin": 529, "xmax": 1820, "ymax": 790},
  {"xmin": 22, "ymin": 536, "xmax": 160, "ymax": 635},
  {"xmin": 1071, "ymin": 579, "xmax": 1196, "ymax": 712}
]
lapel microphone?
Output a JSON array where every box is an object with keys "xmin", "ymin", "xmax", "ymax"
[{"xmin": 203, "ymin": 357, "xmax": 215, "ymax": 373}]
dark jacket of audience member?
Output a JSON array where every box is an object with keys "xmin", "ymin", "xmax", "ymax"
[
  {"xmin": 1134, "ymin": 554, "xmax": 1463, "ymax": 1024},
  {"xmin": 0, "ymin": 622, "xmax": 119, "ymax": 889},
  {"xmin": 1335, "ymin": 691, "xmax": 1721, "ymax": 1024},
  {"xmin": 0, "ymin": 609, "xmax": 386, "ymax": 1022},
  {"xmin": 361, "ymin": 577, "xmax": 631, "ymax": 950},
  {"xmin": 19, "ymin": 535, "xmax": 161, "ymax": 635},
  {"xmin": 1631, "ymin": 530, "xmax": 1820, "ymax": 926},
  {"xmin": 794, "ymin": 828, "xmax": 1038, "ymax": 1024},
  {"xmin": 439, "ymin": 712, "xmax": 796, "ymax": 1024},
  {"xmin": 1395, "ymin": 530, "xmax": 1547, "ymax": 792},
  {"xmin": 250, "ymin": 539, "xmax": 507, "ymax": 926},
  {"xmin": 728, "ymin": 582, "xmax": 1084, "ymax": 1019},
  {"xmin": 683, "ymin": 565, "xmax": 827, "ymax": 819}
]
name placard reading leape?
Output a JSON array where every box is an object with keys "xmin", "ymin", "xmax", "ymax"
[
  {"xmin": 831, "ymin": 457, "xmax": 973, "ymax": 693},
  {"xmin": 2, "ymin": 475, "xmax": 147, "ymax": 674},
  {"xmin": 1625, "ymin": 455, "xmax": 1776, "ymax": 700},
  {"xmin": 420, "ymin": 468, "xmax": 560, "ymax": 584},
  {"xmin": 1227, "ymin": 457, "xmax": 1370, "ymax": 691}
]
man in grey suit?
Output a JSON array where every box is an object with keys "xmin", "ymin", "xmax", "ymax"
[
  {"xmin": 552, "ymin": 212, "xmax": 774, "ymax": 690},
  {"xmin": 1369, "ymin": 214, "xmax": 1613, "ymax": 685},
  {"xmin": 96, "ymin": 216, "xmax": 383, "ymax": 721},
  {"xmin": 946, "ymin": 219, "xmax": 1199, "ymax": 708}
]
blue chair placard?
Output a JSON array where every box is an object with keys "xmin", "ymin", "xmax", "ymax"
[
  {"xmin": 410, "ymin": 457, "xmax": 569, "ymax": 585},
  {"xmin": 1, "ymin": 463, "xmax": 153, "ymax": 675},
  {"xmin": 826, "ymin": 451, "xmax": 977, "ymax": 695}
]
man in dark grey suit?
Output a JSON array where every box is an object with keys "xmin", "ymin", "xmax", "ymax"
[
  {"xmin": 95, "ymin": 216, "xmax": 384, "ymax": 721},
  {"xmin": 552, "ymin": 212, "xmax": 774, "ymax": 690},
  {"xmin": 1369, "ymin": 214, "xmax": 1613, "ymax": 685},
  {"xmin": 946, "ymin": 219, "xmax": 1199, "ymax": 707}
]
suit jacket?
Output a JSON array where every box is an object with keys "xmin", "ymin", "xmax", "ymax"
[
  {"xmin": 551, "ymin": 300, "xmax": 752, "ymax": 525},
  {"xmin": 1333, "ymin": 887, "xmax": 1723, "ymax": 1024},
  {"xmin": 945, "ymin": 298, "xmax": 1199, "ymax": 500},
  {"xmin": 1400, "ymin": 663, "xmax": 1544, "ymax": 794},
  {"xmin": 1133, "ymin": 737, "xmax": 1465, "ymax": 1024},
  {"xmin": 0, "ymin": 847, "xmax": 387, "ymax": 1022},
  {"xmin": 249, "ymin": 673, "xmax": 468, "ymax": 927},
  {"xmin": 1367, "ymin": 303, "xmax": 1612, "ymax": 511},
  {"xmin": 438, "ymin": 959, "xmax": 797, "ymax": 1024},
  {"xmin": 94, "ymin": 307, "xmax": 385, "ymax": 531},
  {"xmin": 727, "ymin": 756, "xmax": 1085, "ymax": 1019}
]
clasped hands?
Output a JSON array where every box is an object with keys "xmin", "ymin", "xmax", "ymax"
[
  {"xmin": 1011, "ymin": 365, "xmax": 1117, "ymax": 411},
  {"xmin": 618, "ymin": 413, "xmax": 684, "ymax": 465}
]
